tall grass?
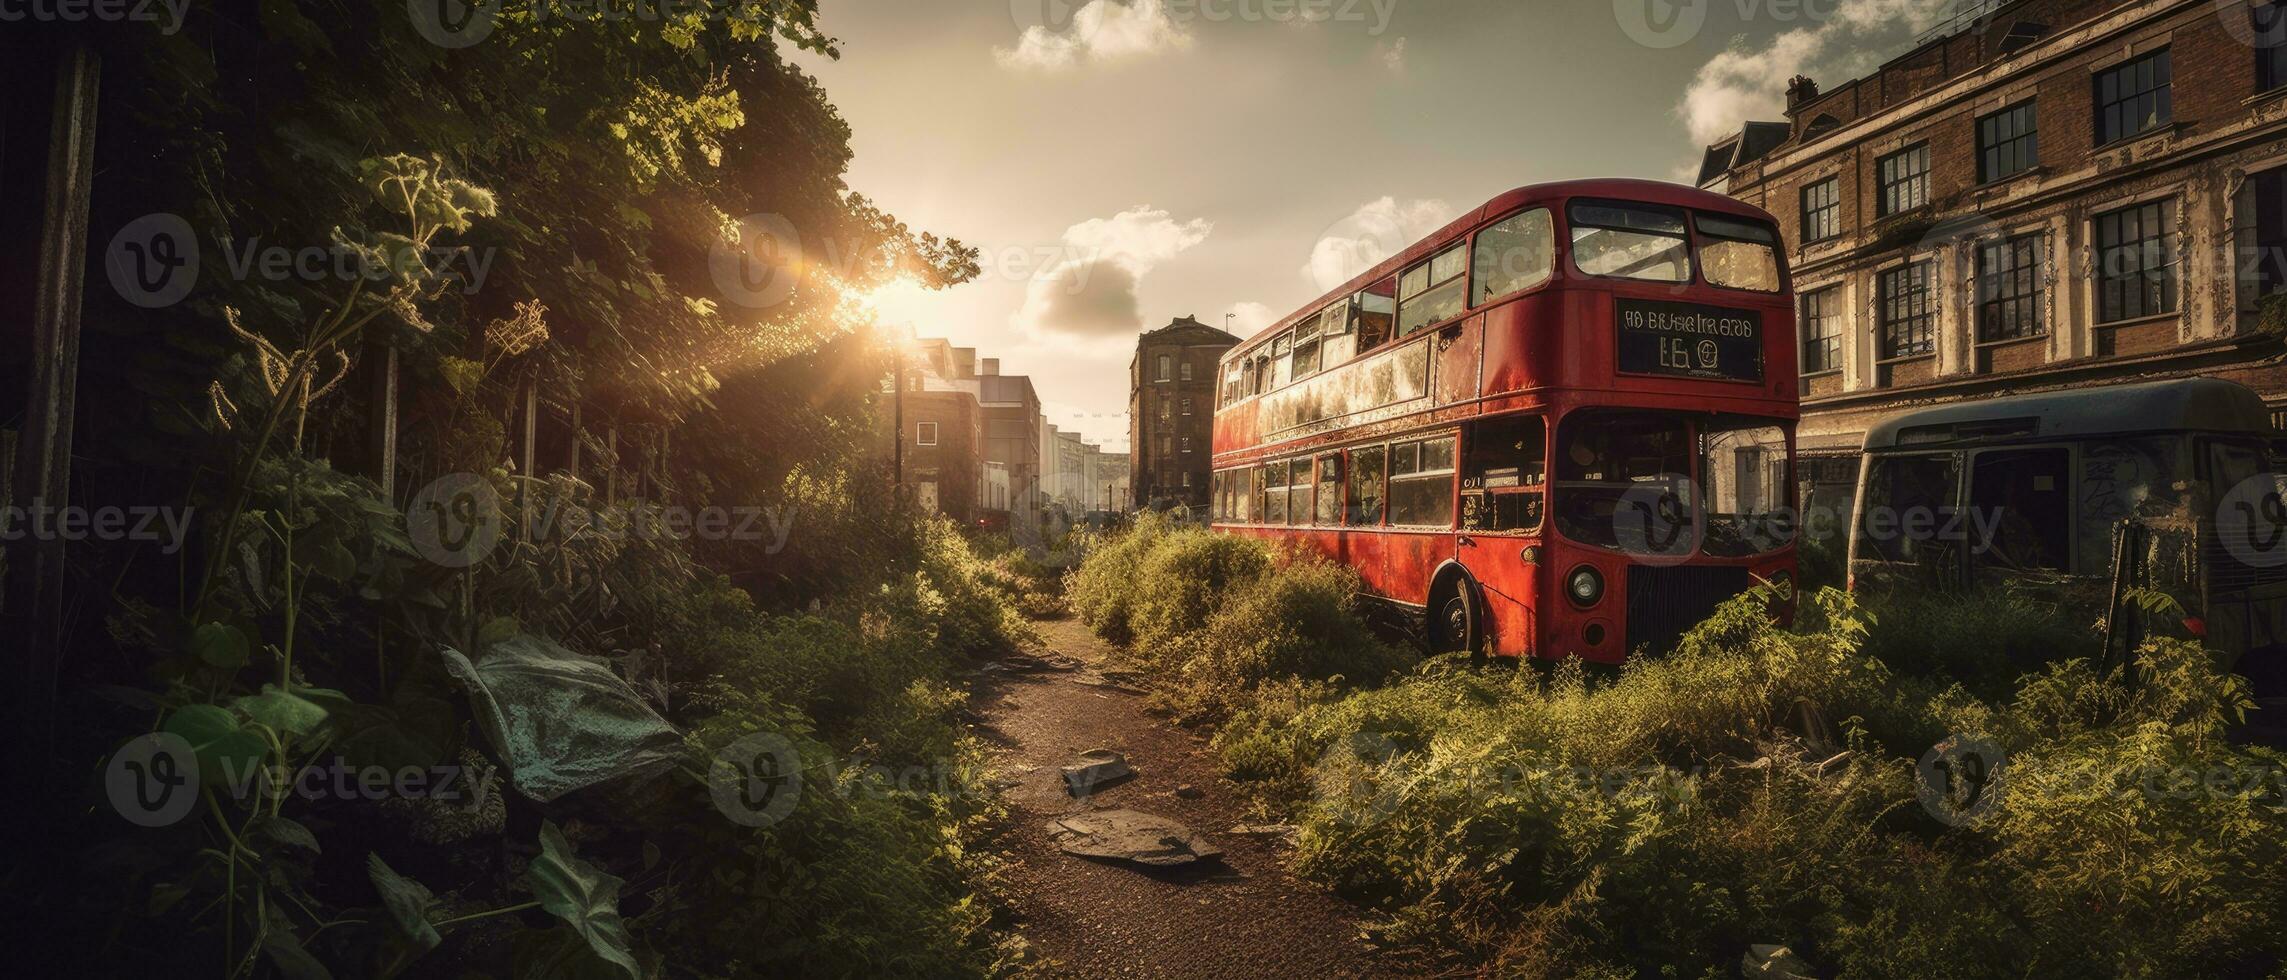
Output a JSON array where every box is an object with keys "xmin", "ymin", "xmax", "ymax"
[{"xmin": 1070, "ymin": 516, "xmax": 1411, "ymax": 724}]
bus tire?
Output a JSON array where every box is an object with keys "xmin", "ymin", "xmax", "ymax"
[{"xmin": 1429, "ymin": 576, "xmax": 1482, "ymax": 659}]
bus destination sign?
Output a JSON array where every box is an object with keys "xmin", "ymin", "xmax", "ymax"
[{"xmin": 1614, "ymin": 298, "xmax": 1763, "ymax": 382}]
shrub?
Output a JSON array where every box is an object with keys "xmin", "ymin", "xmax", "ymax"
[
  {"xmin": 1243, "ymin": 588, "xmax": 2287, "ymax": 976},
  {"xmin": 1150, "ymin": 556, "xmax": 1412, "ymax": 725},
  {"xmin": 1860, "ymin": 584, "xmax": 2094, "ymax": 700},
  {"xmin": 1067, "ymin": 512, "xmax": 1180, "ymax": 642}
]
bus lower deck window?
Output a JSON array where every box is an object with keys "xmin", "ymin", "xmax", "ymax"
[
  {"xmin": 1390, "ymin": 435, "xmax": 1458, "ymax": 527},
  {"xmin": 1348, "ymin": 446, "xmax": 1387, "ymax": 526}
]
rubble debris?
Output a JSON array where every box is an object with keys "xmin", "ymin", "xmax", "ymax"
[
  {"xmin": 1061, "ymin": 749, "xmax": 1134, "ymax": 796},
  {"xmin": 1741, "ymin": 944, "xmax": 1817, "ymax": 980},
  {"xmin": 1048, "ymin": 809, "xmax": 1224, "ymax": 867}
]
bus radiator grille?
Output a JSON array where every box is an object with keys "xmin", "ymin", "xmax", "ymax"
[{"xmin": 1625, "ymin": 565, "xmax": 1754, "ymax": 657}]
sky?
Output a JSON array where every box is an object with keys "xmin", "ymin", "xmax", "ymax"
[{"xmin": 789, "ymin": 0, "xmax": 1967, "ymax": 452}]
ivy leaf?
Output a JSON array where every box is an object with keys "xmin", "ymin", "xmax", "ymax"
[
  {"xmin": 162, "ymin": 704, "xmax": 266, "ymax": 787},
  {"xmin": 366, "ymin": 854, "xmax": 442, "ymax": 967},
  {"xmin": 191, "ymin": 623, "xmax": 251, "ymax": 668},
  {"xmin": 235, "ymin": 684, "xmax": 331, "ymax": 737},
  {"xmin": 527, "ymin": 821, "xmax": 639, "ymax": 979},
  {"xmin": 439, "ymin": 356, "xmax": 482, "ymax": 395},
  {"xmin": 250, "ymin": 815, "xmax": 322, "ymax": 854}
]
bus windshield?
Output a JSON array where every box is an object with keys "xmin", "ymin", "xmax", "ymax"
[{"xmin": 1554, "ymin": 411, "xmax": 1793, "ymax": 557}]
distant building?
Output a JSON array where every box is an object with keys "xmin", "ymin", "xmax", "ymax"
[
  {"xmin": 892, "ymin": 338, "xmax": 986, "ymax": 522},
  {"xmin": 1130, "ymin": 315, "xmax": 1239, "ymax": 512},
  {"xmin": 1091, "ymin": 451, "xmax": 1131, "ymax": 512},
  {"xmin": 978, "ymin": 358, "xmax": 1043, "ymax": 513},
  {"xmin": 1699, "ymin": 0, "xmax": 2287, "ymax": 511}
]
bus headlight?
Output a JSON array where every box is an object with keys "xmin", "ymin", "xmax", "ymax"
[{"xmin": 1566, "ymin": 565, "xmax": 1604, "ymax": 607}]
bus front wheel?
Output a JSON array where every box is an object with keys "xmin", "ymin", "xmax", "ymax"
[{"xmin": 1430, "ymin": 581, "xmax": 1482, "ymax": 660}]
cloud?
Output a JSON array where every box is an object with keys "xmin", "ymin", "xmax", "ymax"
[
  {"xmin": 1300, "ymin": 197, "xmax": 1455, "ymax": 292},
  {"xmin": 1678, "ymin": 0, "xmax": 1957, "ymax": 147},
  {"xmin": 995, "ymin": 0, "xmax": 1194, "ymax": 72},
  {"xmin": 1224, "ymin": 301, "xmax": 1277, "ymax": 337},
  {"xmin": 1015, "ymin": 206, "xmax": 1213, "ymax": 341},
  {"xmin": 1378, "ymin": 37, "xmax": 1407, "ymax": 73}
]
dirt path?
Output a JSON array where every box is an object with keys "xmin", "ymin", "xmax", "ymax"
[{"xmin": 972, "ymin": 616, "xmax": 1406, "ymax": 979}]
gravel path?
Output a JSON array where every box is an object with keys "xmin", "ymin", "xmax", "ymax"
[{"xmin": 973, "ymin": 616, "xmax": 1411, "ymax": 979}]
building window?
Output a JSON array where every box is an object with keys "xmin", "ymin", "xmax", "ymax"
[
  {"xmin": 2260, "ymin": 3, "xmax": 2287, "ymax": 91},
  {"xmin": 1156, "ymin": 353, "xmax": 1172, "ymax": 381},
  {"xmin": 1180, "ymin": 436, "xmax": 1193, "ymax": 453},
  {"xmin": 1976, "ymin": 234, "xmax": 2043, "ymax": 342},
  {"xmin": 1877, "ymin": 261, "xmax": 1936, "ymax": 359},
  {"xmin": 1181, "ymin": 397, "xmax": 1194, "ymax": 415},
  {"xmin": 2094, "ymin": 200, "xmax": 2177, "ymax": 323},
  {"xmin": 1158, "ymin": 435, "xmax": 1172, "ymax": 456},
  {"xmin": 1800, "ymin": 287, "xmax": 1841, "ymax": 374},
  {"xmin": 1159, "ymin": 400, "xmax": 1171, "ymax": 421},
  {"xmin": 1976, "ymin": 100, "xmax": 2038, "ymax": 183},
  {"xmin": 1800, "ymin": 176, "xmax": 1840, "ymax": 243},
  {"xmin": 916, "ymin": 421, "xmax": 938, "ymax": 446},
  {"xmin": 1876, "ymin": 144, "xmax": 1929, "ymax": 217},
  {"xmin": 2094, "ymin": 49, "xmax": 2171, "ymax": 146},
  {"xmin": 1180, "ymin": 359, "xmax": 1194, "ymax": 381}
]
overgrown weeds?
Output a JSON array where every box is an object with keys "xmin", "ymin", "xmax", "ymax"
[{"xmin": 1066, "ymin": 525, "xmax": 2287, "ymax": 976}]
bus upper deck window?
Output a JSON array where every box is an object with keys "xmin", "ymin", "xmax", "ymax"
[
  {"xmin": 1472, "ymin": 208, "xmax": 1554, "ymax": 305},
  {"xmin": 1568, "ymin": 200, "xmax": 1689, "ymax": 283},
  {"xmin": 1319, "ymin": 300, "xmax": 1357, "ymax": 367},
  {"xmin": 1397, "ymin": 244, "xmax": 1468, "ymax": 337},
  {"xmin": 1695, "ymin": 213, "xmax": 1782, "ymax": 292},
  {"xmin": 1356, "ymin": 276, "xmax": 1397, "ymax": 351}
]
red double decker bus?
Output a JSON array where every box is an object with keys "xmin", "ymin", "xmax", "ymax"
[{"xmin": 1209, "ymin": 179, "xmax": 1798, "ymax": 663}]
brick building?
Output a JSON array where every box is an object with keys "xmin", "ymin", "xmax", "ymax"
[
  {"xmin": 1129, "ymin": 315, "xmax": 1239, "ymax": 511},
  {"xmin": 890, "ymin": 338, "xmax": 986, "ymax": 522},
  {"xmin": 1699, "ymin": 0, "xmax": 2287, "ymax": 509}
]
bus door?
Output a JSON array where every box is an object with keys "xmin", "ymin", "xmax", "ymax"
[
  {"xmin": 1965, "ymin": 446, "xmax": 2073, "ymax": 587},
  {"xmin": 1459, "ymin": 417, "xmax": 1548, "ymax": 655}
]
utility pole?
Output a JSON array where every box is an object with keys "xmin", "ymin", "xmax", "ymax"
[{"xmin": 891, "ymin": 339, "xmax": 904, "ymax": 490}]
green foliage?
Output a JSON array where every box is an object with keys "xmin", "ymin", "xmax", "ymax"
[
  {"xmin": 1860, "ymin": 585, "xmax": 2095, "ymax": 700},
  {"xmin": 1206, "ymin": 586, "xmax": 2287, "ymax": 976},
  {"xmin": 1068, "ymin": 516, "xmax": 1412, "ymax": 725}
]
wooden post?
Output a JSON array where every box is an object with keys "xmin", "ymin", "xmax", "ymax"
[
  {"xmin": 367, "ymin": 343, "xmax": 398, "ymax": 500},
  {"xmin": 606, "ymin": 425, "xmax": 620, "ymax": 506},
  {"xmin": 10, "ymin": 42, "xmax": 100, "ymax": 778},
  {"xmin": 568, "ymin": 402, "xmax": 582, "ymax": 483}
]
